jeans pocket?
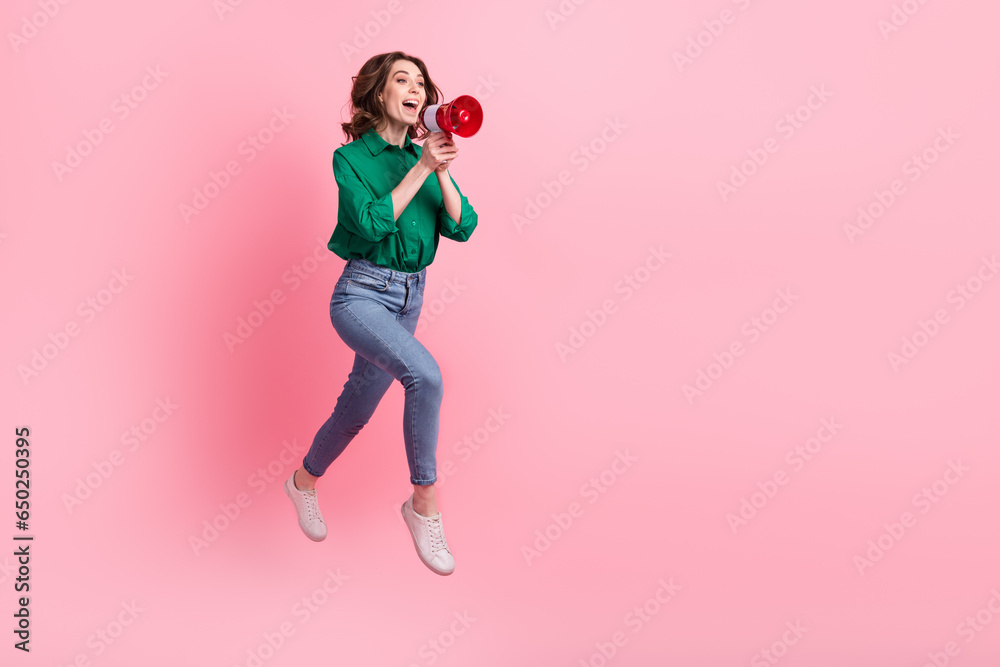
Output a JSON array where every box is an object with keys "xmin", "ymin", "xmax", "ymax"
[{"xmin": 347, "ymin": 271, "xmax": 390, "ymax": 292}]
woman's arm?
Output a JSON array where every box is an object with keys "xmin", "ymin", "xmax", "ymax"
[
  {"xmin": 437, "ymin": 171, "xmax": 478, "ymax": 242},
  {"xmin": 392, "ymin": 132, "xmax": 456, "ymax": 221},
  {"xmin": 391, "ymin": 161, "xmax": 434, "ymax": 221},
  {"xmin": 436, "ymin": 168, "xmax": 462, "ymax": 224}
]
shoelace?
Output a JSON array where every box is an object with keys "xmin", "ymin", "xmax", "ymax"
[
  {"xmin": 300, "ymin": 490, "xmax": 325, "ymax": 524},
  {"xmin": 423, "ymin": 514, "xmax": 449, "ymax": 553}
]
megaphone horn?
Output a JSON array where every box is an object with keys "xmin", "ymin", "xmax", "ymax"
[{"xmin": 421, "ymin": 95, "xmax": 483, "ymax": 138}]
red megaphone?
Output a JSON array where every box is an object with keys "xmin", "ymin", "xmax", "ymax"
[{"xmin": 421, "ymin": 95, "xmax": 483, "ymax": 138}]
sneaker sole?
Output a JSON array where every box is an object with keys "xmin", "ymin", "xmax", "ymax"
[{"xmin": 401, "ymin": 501, "xmax": 454, "ymax": 576}]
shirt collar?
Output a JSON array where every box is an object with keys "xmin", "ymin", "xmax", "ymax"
[{"xmin": 362, "ymin": 127, "xmax": 416, "ymax": 157}]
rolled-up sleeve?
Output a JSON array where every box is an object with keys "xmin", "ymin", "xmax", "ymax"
[
  {"xmin": 333, "ymin": 151, "xmax": 398, "ymax": 242},
  {"xmin": 438, "ymin": 172, "xmax": 478, "ymax": 242}
]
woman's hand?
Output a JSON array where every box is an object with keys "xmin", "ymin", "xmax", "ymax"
[{"xmin": 418, "ymin": 132, "xmax": 458, "ymax": 174}]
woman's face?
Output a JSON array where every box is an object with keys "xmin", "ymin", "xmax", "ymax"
[{"xmin": 379, "ymin": 59, "xmax": 426, "ymax": 129}]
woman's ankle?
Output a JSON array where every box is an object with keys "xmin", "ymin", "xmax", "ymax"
[
  {"xmin": 412, "ymin": 484, "xmax": 438, "ymax": 515},
  {"xmin": 295, "ymin": 468, "xmax": 316, "ymax": 491}
]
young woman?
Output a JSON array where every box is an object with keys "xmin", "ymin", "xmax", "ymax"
[{"xmin": 284, "ymin": 51, "xmax": 478, "ymax": 576}]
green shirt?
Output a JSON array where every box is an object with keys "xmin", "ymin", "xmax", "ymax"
[{"xmin": 327, "ymin": 127, "xmax": 478, "ymax": 273}]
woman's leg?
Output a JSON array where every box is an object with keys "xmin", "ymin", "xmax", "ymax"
[
  {"xmin": 301, "ymin": 268, "xmax": 443, "ymax": 490},
  {"xmin": 300, "ymin": 349, "xmax": 396, "ymax": 485},
  {"xmin": 390, "ymin": 272, "xmax": 443, "ymax": 516},
  {"xmin": 332, "ymin": 284, "xmax": 443, "ymax": 483}
]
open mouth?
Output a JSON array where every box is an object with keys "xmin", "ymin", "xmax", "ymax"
[{"xmin": 402, "ymin": 100, "xmax": 419, "ymax": 114}]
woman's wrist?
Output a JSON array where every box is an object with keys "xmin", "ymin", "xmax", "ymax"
[{"xmin": 413, "ymin": 161, "xmax": 434, "ymax": 179}]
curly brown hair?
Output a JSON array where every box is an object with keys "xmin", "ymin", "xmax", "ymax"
[{"xmin": 340, "ymin": 51, "xmax": 443, "ymax": 145}]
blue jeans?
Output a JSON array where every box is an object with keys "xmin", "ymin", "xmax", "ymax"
[{"xmin": 302, "ymin": 257, "xmax": 442, "ymax": 485}]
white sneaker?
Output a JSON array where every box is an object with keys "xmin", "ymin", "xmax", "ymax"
[
  {"xmin": 284, "ymin": 471, "xmax": 327, "ymax": 542},
  {"xmin": 401, "ymin": 494, "xmax": 455, "ymax": 575}
]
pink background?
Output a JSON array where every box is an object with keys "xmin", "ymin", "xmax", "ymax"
[{"xmin": 3, "ymin": 0, "xmax": 1000, "ymax": 664}]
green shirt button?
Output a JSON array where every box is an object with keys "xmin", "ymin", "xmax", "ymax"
[{"xmin": 411, "ymin": 220, "xmax": 416, "ymax": 226}]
